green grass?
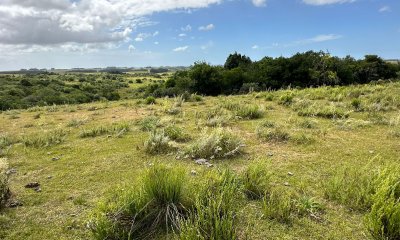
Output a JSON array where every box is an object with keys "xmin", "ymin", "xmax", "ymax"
[{"xmin": 0, "ymin": 80, "xmax": 400, "ymax": 239}]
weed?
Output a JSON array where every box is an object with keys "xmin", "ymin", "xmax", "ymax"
[
  {"xmin": 66, "ymin": 118, "xmax": 86, "ymax": 127},
  {"xmin": 145, "ymin": 96, "xmax": 156, "ymax": 105},
  {"xmin": 235, "ymin": 104, "xmax": 264, "ymax": 120},
  {"xmin": 0, "ymin": 158, "xmax": 10, "ymax": 209},
  {"xmin": 144, "ymin": 130, "xmax": 176, "ymax": 154},
  {"xmin": 242, "ymin": 160, "xmax": 272, "ymax": 200},
  {"xmin": 257, "ymin": 126, "xmax": 290, "ymax": 143},
  {"xmin": 263, "ymin": 187, "xmax": 296, "ymax": 224},
  {"xmin": 291, "ymin": 133, "xmax": 315, "ymax": 145},
  {"xmin": 278, "ymin": 93, "xmax": 295, "ymax": 106},
  {"xmin": 79, "ymin": 123, "xmax": 130, "ymax": 138},
  {"xmin": 138, "ymin": 116, "xmax": 161, "ymax": 132},
  {"xmin": 164, "ymin": 125, "xmax": 190, "ymax": 142},
  {"xmin": 22, "ymin": 129, "xmax": 68, "ymax": 148},
  {"xmin": 185, "ymin": 128, "xmax": 243, "ymax": 159}
]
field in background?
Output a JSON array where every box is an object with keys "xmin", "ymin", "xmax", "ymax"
[{"xmin": 0, "ymin": 80, "xmax": 400, "ymax": 239}]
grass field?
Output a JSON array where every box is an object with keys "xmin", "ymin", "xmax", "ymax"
[{"xmin": 0, "ymin": 80, "xmax": 399, "ymax": 239}]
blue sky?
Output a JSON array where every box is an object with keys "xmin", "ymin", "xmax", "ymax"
[{"xmin": 0, "ymin": 0, "xmax": 399, "ymax": 70}]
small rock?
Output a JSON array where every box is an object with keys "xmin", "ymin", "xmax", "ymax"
[
  {"xmin": 52, "ymin": 157, "xmax": 60, "ymax": 161},
  {"xmin": 267, "ymin": 152, "xmax": 274, "ymax": 157},
  {"xmin": 34, "ymin": 187, "xmax": 42, "ymax": 192},
  {"xmin": 205, "ymin": 163, "xmax": 213, "ymax": 168},
  {"xmin": 195, "ymin": 159, "xmax": 208, "ymax": 165},
  {"xmin": 47, "ymin": 175, "xmax": 53, "ymax": 179},
  {"xmin": 8, "ymin": 200, "xmax": 23, "ymax": 208},
  {"xmin": 283, "ymin": 182, "xmax": 290, "ymax": 186},
  {"xmin": 190, "ymin": 170, "xmax": 197, "ymax": 176},
  {"xmin": 25, "ymin": 182, "xmax": 40, "ymax": 188},
  {"xmin": 47, "ymin": 152, "xmax": 52, "ymax": 155},
  {"xmin": 6, "ymin": 168, "xmax": 17, "ymax": 175},
  {"xmin": 369, "ymin": 150, "xmax": 374, "ymax": 154},
  {"xmin": 287, "ymin": 172, "xmax": 294, "ymax": 176}
]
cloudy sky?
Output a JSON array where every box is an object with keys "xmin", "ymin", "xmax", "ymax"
[{"xmin": 0, "ymin": 0, "xmax": 399, "ymax": 70}]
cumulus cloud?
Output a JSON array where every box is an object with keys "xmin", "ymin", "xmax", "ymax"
[
  {"xmin": 252, "ymin": 45, "xmax": 259, "ymax": 49},
  {"xmin": 302, "ymin": 0, "xmax": 355, "ymax": 5},
  {"xmin": 181, "ymin": 24, "xmax": 192, "ymax": 32},
  {"xmin": 179, "ymin": 33, "xmax": 187, "ymax": 37},
  {"xmin": 379, "ymin": 6, "xmax": 391, "ymax": 13},
  {"xmin": 128, "ymin": 44, "xmax": 135, "ymax": 52},
  {"xmin": 173, "ymin": 46, "xmax": 189, "ymax": 52},
  {"xmin": 252, "ymin": 0, "xmax": 267, "ymax": 7},
  {"xmin": 199, "ymin": 24, "xmax": 215, "ymax": 31},
  {"xmin": 0, "ymin": 0, "xmax": 222, "ymax": 50}
]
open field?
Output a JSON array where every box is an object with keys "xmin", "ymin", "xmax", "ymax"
[{"xmin": 0, "ymin": 79, "xmax": 399, "ymax": 239}]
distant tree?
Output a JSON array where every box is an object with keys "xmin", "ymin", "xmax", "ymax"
[
  {"xmin": 224, "ymin": 52, "xmax": 252, "ymax": 70},
  {"xmin": 190, "ymin": 62, "xmax": 223, "ymax": 95}
]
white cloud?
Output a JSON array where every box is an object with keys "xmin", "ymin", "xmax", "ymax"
[
  {"xmin": 0, "ymin": 0, "xmax": 222, "ymax": 50},
  {"xmin": 153, "ymin": 31, "xmax": 159, "ymax": 36},
  {"xmin": 181, "ymin": 24, "xmax": 192, "ymax": 32},
  {"xmin": 302, "ymin": 0, "xmax": 355, "ymax": 6},
  {"xmin": 379, "ymin": 6, "xmax": 391, "ymax": 13},
  {"xmin": 252, "ymin": 45, "xmax": 259, "ymax": 49},
  {"xmin": 128, "ymin": 44, "xmax": 135, "ymax": 52},
  {"xmin": 308, "ymin": 34, "xmax": 342, "ymax": 42},
  {"xmin": 199, "ymin": 24, "xmax": 215, "ymax": 31},
  {"xmin": 173, "ymin": 46, "xmax": 189, "ymax": 52},
  {"xmin": 201, "ymin": 41, "xmax": 214, "ymax": 50},
  {"xmin": 252, "ymin": 0, "xmax": 267, "ymax": 7},
  {"xmin": 154, "ymin": 41, "xmax": 159, "ymax": 45},
  {"xmin": 179, "ymin": 33, "xmax": 187, "ymax": 37}
]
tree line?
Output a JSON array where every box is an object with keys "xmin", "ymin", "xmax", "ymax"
[{"xmin": 143, "ymin": 51, "xmax": 400, "ymax": 97}]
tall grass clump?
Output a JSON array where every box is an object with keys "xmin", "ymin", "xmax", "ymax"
[
  {"xmin": 90, "ymin": 164, "xmax": 189, "ymax": 239},
  {"xmin": 324, "ymin": 163, "xmax": 379, "ymax": 211},
  {"xmin": 263, "ymin": 187, "xmax": 296, "ymax": 224},
  {"xmin": 235, "ymin": 104, "xmax": 264, "ymax": 120},
  {"xmin": 256, "ymin": 125, "xmax": 290, "ymax": 143},
  {"xmin": 145, "ymin": 96, "xmax": 156, "ymax": 105},
  {"xmin": 242, "ymin": 160, "xmax": 272, "ymax": 200},
  {"xmin": 297, "ymin": 104, "xmax": 349, "ymax": 119},
  {"xmin": 164, "ymin": 125, "xmax": 190, "ymax": 142},
  {"xmin": 203, "ymin": 107, "xmax": 231, "ymax": 127},
  {"xmin": 178, "ymin": 170, "xmax": 240, "ymax": 240},
  {"xmin": 278, "ymin": 92, "xmax": 295, "ymax": 106},
  {"xmin": 22, "ymin": 129, "xmax": 67, "ymax": 148},
  {"xmin": 185, "ymin": 128, "xmax": 243, "ymax": 159},
  {"xmin": 138, "ymin": 116, "xmax": 161, "ymax": 131},
  {"xmin": 79, "ymin": 122, "xmax": 130, "ymax": 138},
  {"xmin": 366, "ymin": 167, "xmax": 400, "ymax": 240},
  {"xmin": 144, "ymin": 130, "xmax": 176, "ymax": 154},
  {"xmin": 0, "ymin": 134, "xmax": 14, "ymax": 157},
  {"xmin": 0, "ymin": 158, "xmax": 10, "ymax": 209}
]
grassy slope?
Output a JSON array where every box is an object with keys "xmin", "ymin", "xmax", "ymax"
[{"xmin": 0, "ymin": 81, "xmax": 399, "ymax": 239}]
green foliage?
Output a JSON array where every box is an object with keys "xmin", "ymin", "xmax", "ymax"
[
  {"xmin": 0, "ymin": 73, "xmax": 124, "ymax": 111},
  {"xmin": 79, "ymin": 122, "xmax": 130, "ymax": 138},
  {"xmin": 256, "ymin": 126, "xmax": 290, "ymax": 143},
  {"xmin": 295, "ymin": 196, "xmax": 324, "ymax": 218},
  {"xmin": 90, "ymin": 164, "xmax": 188, "ymax": 239},
  {"xmin": 138, "ymin": 116, "xmax": 161, "ymax": 131},
  {"xmin": 241, "ymin": 160, "xmax": 272, "ymax": 200},
  {"xmin": 324, "ymin": 164, "xmax": 379, "ymax": 211},
  {"xmin": 351, "ymin": 98, "xmax": 362, "ymax": 111},
  {"xmin": 178, "ymin": 170, "xmax": 240, "ymax": 240},
  {"xmin": 144, "ymin": 130, "xmax": 175, "ymax": 154},
  {"xmin": 0, "ymin": 158, "xmax": 10, "ymax": 209},
  {"xmin": 234, "ymin": 104, "xmax": 264, "ymax": 119},
  {"xmin": 145, "ymin": 96, "xmax": 156, "ymax": 105},
  {"xmin": 278, "ymin": 93, "xmax": 295, "ymax": 106},
  {"xmin": 263, "ymin": 187, "xmax": 296, "ymax": 224},
  {"xmin": 22, "ymin": 129, "xmax": 67, "ymax": 148},
  {"xmin": 185, "ymin": 128, "xmax": 243, "ymax": 159},
  {"xmin": 366, "ymin": 167, "xmax": 400, "ymax": 240},
  {"xmin": 163, "ymin": 125, "xmax": 190, "ymax": 142}
]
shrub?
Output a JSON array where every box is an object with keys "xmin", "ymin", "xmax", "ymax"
[
  {"xmin": 164, "ymin": 125, "xmax": 190, "ymax": 142},
  {"xmin": 185, "ymin": 128, "xmax": 243, "ymax": 159},
  {"xmin": 144, "ymin": 130, "xmax": 175, "ymax": 154},
  {"xmin": 257, "ymin": 126, "xmax": 290, "ymax": 143},
  {"xmin": 22, "ymin": 129, "xmax": 67, "ymax": 148},
  {"xmin": 138, "ymin": 116, "xmax": 161, "ymax": 131},
  {"xmin": 235, "ymin": 104, "xmax": 264, "ymax": 120},
  {"xmin": 0, "ymin": 158, "xmax": 10, "ymax": 209},
  {"xmin": 366, "ymin": 168, "xmax": 400, "ymax": 240},
  {"xmin": 263, "ymin": 187, "xmax": 296, "ymax": 223},
  {"xmin": 351, "ymin": 98, "xmax": 362, "ymax": 111},
  {"xmin": 242, "ymin": 160, "xmax": 272, "ymax": 200},
  {"xmin": 278, "ymin": 93, "xmax": 295, "ymax": 106},
  {"xmin": 178, "ymin": 170, "xmax": 239, "ymax": 240},
  {"xmin": 145, "ymin": 96, "xmax": 156, "ymax": 105},
  {"xmin": 90, "ymin": 164, "xmax": 188, "ymax": 239},
  {"xmin": 79, "ymin": 122, "xmax": 130, "ymax": 138}
]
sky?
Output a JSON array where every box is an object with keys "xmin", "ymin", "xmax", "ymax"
[{"xmin": 0, "ymin": 0, "xmax": 399, "ymax": 70}]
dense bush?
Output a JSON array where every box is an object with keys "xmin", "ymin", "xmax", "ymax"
[
  {"xmin": 143, "ymin": 52, "xmax": 399, "ymax": 98},
  {"xmin": 0, "ymin": 73, "xmax": 126, "ymax": 110}
]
